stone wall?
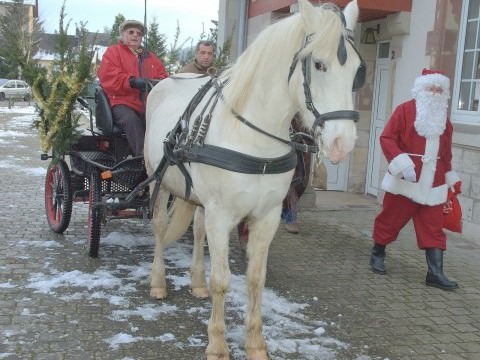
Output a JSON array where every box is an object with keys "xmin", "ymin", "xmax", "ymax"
[{"xmin": 452, "ymin": 145, "xmax": 480, "ymax": 243}]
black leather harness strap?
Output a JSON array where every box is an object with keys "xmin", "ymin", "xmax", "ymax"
[
  {"xmin": 179, "ymin": 144, "xmax": 297, "ymax": 175},
  {"xmin": 312, "ymin": 110, "xmax": 359, "ymax": 128}
]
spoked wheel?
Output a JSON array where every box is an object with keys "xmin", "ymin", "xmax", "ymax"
[
  {"xmin": 87, "ymin": 170, "xmax": 102, "ymax": 257},
  {"xmin": 45, "ymin": 160, "xmax": 73, "ymax": 233}
]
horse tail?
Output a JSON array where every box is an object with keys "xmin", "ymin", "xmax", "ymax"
[{"xmin": 163, "ymin": 196, "xmax": 196, "ymax": 246}]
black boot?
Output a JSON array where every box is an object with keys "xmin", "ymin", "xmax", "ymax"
[
  {"xmin": 370, "ymin": 243, "xmax": 386, "ymax": 275},
  {"xmin": 425, "ymin": 248, "xmax": 459, "ymax": 290}
]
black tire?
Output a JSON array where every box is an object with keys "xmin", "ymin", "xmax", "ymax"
[
  {"xmin": 0, "ymin": 93, "xmax": 5, "ymax": 101},
  {"xmin": 45, "ymin": 160, "xmax": 73, "ymax": 233},
  {"xmin": 87, "ymin": 170, "xmax": 102, "ymax": 257}
]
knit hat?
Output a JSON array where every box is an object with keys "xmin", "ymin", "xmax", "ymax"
[
  {"xmin": 119, "ymin": 20, "xmax": 145, "ymax": 34},
  {"xmin": 412, "ymin": 68, "xmax": 450, "ymax": 93}
]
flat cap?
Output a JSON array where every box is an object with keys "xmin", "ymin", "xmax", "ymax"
[{"xmin": 119, "ymin": 20, "xmax": 145, "ymax": 34}]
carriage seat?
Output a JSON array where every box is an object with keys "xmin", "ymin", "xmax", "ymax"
[{"xmin": 95, "ymin": 86, "xmax": 122, "ymax": 136}]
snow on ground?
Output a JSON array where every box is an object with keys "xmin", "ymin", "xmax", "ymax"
[
  {"xmin": 0, "ymin": 104, "xmax": 372, "ymax": 359},
  {"xmin": 14, "ymin": 235, "xmax": 349, "ymax": 360},
  {"xmin": 0, "ymin": 106, "xmax": 46, "ymax": 176},
  {"xmin": 0, "ymin": 105, "xmax": 36, "ymax": 115}
]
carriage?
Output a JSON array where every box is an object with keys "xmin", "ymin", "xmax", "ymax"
[{"xmin": 41, "ymin": 87, "xmax": 150, "ymax": 258}]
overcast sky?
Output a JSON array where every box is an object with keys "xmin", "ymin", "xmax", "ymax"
[{"xmin": 37, "ymin": 0, "xmax": 219, "ymax": 45}]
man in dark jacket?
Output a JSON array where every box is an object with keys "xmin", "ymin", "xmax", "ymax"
[
  {"xmin": 98, "ymin": 20, "xmax": 168, "ymax": 156},
  {"xmin": 179, "ymin": 40, "xmax": 216, "ymax": 75}
]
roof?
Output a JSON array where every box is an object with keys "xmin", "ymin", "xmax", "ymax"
[{"xmin": 37, "ymin": 32, "xmax": 111, "ymax": 55}]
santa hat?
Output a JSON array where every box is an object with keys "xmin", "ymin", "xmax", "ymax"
[{"xmin": 412, "ymin": 68, "xmax": 450, "ymax": 94}]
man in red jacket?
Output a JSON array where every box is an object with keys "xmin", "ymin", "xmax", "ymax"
[
  {"xmin": 98, "ymin": 20, "xmax": 168, "ymax": 156},
  {"xmin": 370, "ymin": 69, "xmax": 461, "ymax": 291}
]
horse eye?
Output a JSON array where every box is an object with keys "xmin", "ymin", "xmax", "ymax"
[{"xmin": 314, "ymin": 61, "xmax": 326, "ymax": 72}]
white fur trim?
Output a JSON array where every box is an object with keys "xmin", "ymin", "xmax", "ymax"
[
  {"xmin": 445, "ymin": 171, "xmax": 460, "ymax": 187},
  {"xmin": 381, "ymin": 173, "xmax": 448, "ymax": 205},
  {"xmin": 412, "ymin": 73, "xmax": 450, "ymax": 94},
  {"xmin": 388, "ymin": 153, "xmax": 414, "ymax": 176},
  {"xmin": 381, "ymin": 137, "xmax": 447, "ymax": 205}
]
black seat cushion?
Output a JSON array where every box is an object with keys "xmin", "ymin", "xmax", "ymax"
[{"xmin": 95, "ymin": 86, "xmax": 122, "ymax": 135}]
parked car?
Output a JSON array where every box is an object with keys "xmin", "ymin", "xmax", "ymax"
[{"xmin": 0, "ymin": 79, "xmax": 32, "ymax": 101}]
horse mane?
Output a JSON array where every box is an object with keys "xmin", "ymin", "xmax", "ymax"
[{"xmin": 221, "ymin": 3, "xmax": 344, "ymax": 113}]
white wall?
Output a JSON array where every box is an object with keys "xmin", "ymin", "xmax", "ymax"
[{"xmin": 391, "ymin": 0, "xmax": 437, "ymax": 108}]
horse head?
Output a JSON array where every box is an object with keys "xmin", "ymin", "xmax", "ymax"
[{"xmin": 292, "ymin": 0, "xmax": 363, "ymax": 164}]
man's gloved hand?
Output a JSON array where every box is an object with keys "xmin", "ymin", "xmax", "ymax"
[
  {"xmin": 402, "ymin": 166, "xmax": 416, "ymax": 182},
  {"xmin": 453, "ymin": 181, "xmax": 462, "ymax": 194},
  {"xmin": 129, "ymin": 77, "xmax": 149, "ymax": 92}
]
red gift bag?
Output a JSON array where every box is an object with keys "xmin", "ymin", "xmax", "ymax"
[{"xmin": 443, "ymin": 190, "xmax": 462, "ymax": 233}]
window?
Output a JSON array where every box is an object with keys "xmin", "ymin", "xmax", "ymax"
[{"xmin": 452, "ymin": 0, "xmax": 480, "ymax": 125}]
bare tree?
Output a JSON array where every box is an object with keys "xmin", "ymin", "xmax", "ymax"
[{"xmin": 0, "ymin": 0, "xmax": 44, "ymax": 81}]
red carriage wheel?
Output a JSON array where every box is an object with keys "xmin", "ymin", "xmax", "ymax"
[
  {"xmin": 45, "ymin": 160, "xmax": 73, "ymax": 233},
  {"xmin": 87, "ymin": 170, "xmax": 102, "ymax": 257}
]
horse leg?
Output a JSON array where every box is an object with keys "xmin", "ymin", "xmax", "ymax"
[
  {"xmin": 243, "ymin": 208, "xmax": 281, "ymax": 360},
  {"xmin": 204, "ymin": 210, "xmax": 232, "ymax": 360},
  {"xmin": 150, "ymin": 191, "xmax": 197, "ymax": 299},
  {"xmin": 191, "ymin": 206, "xmax": 209, "ymax": 299},
  {"xmin": 150, "ymin": 189, "xmax": 171, "ymax": 300}
]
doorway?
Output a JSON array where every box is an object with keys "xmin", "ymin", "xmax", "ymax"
[{"xmin": 366, "ymin": 42, "xmax": 392, "ymax": 196}]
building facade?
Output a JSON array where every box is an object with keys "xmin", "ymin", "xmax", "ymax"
[
  {"xmin": 0, "ymin": 0, "xmax": 36, "ymax": 31},
  {"xmin": 218, "ymin": 0, "xmax": 480, "ymax": 243}
]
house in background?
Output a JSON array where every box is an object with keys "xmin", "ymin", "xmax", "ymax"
[
  {"xmin": 0, "ymin": 0, "xmax": 36, "ymax": 31},
  {"xmin": 1, "ymin": 0, "xmax": 109, "ymax": 76},
  {"xmin": 218, "ymin": 0, "xmax": 480, "ymax": 243},
  {"xmin": 34, "ymin": 31, "xmax": 110, "ymax": 74}
]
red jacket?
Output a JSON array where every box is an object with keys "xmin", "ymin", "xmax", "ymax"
[
  {"xmin": 97, "ymin": 41, "xmax": 168, "ymax": 114},
  {"xmin": 380, "ymin": 99, "xmax": 457, "ymax": 205}
]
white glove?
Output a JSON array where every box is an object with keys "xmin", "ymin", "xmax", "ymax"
[{"xmin": 402, "ymin": 166, "xmax": 416, "ymax": 182}]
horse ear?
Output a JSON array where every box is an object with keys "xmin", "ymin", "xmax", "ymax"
[
  {"xmin": 298, "ymin": 0, "xmax": 317, "ymax": 32},
  {"xmin": 343, "ymin": 0, "xmax": 359, "ymax": 31}
]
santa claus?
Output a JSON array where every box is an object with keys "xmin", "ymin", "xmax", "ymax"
[{"xmin": 370, "ymin": 68, "xmax": 461, "ymax": 291}]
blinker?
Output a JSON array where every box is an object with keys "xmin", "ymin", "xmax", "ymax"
[
  {"xmin": 337, "ymin": 36, "xmax": 347, "ymax": 65},
  {"xmin": 353, "ymin": 59, "xmax": 366, "ymax": 91}
]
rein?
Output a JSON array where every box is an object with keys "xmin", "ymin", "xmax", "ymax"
[{"xmin": 231, "ymin": 109, "xmax": 319, "ymax": 154}]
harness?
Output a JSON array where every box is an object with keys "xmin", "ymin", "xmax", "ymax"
[{"xmin": 127, "ymin": 23, "xmax": 366, "ymax": 209}]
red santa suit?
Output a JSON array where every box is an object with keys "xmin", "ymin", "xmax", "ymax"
[{"xmin": 373, "ymin": 71, "xmax": 460, "ymax": 250}]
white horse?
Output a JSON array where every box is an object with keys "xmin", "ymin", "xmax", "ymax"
[{"xmin": 144, "ymin": 0, "xmax": 361, "ymax": 359}]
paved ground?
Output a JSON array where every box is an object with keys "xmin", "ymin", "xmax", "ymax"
[{"xmin": 1, "ymin": 103, "xmax": 479, "ymax": 359}]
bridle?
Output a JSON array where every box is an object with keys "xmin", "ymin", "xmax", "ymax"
[
  {"xmin": 232, "ymin": 29, "xmax": 365, "ymax": 151},
  {"xmin": 287, "ymin": 30, "xmax": 365, "ymax": 131}
]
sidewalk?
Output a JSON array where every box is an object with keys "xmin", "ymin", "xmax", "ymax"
[
  {"xmin": 1, "ymin": 105, "xmax": 479, "ymax": 359},
  {"xmin": 288, "ymin": 189, "xmax": 480, "ymax": 360}
]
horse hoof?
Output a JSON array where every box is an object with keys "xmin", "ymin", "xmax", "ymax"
[
  {"xmin": 206, "ymin": 355, "xmax": 229, "ymax": 360},
  {"xmin": 191, "ymin": 287, "xmax": 209, "ymax": 299},
  {"xmin": 150, "ymin": 287, "xmax": 167, "ymax": 300},
  {"xmin": 246, "ymin": 350, "xmax": 269, "ymax": 360}
]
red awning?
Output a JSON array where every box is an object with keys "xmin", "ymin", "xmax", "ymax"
[{"xmin": 248, "ymin": 0, "xmax": 412, "ymax": 22}]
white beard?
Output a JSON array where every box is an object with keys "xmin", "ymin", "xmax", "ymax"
[{"xmin": 414, "ymin": 90, "xmax": 448, "ymax": 138}]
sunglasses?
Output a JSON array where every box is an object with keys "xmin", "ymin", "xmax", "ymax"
[{"xmin": 126, "ymin": 29, "xmax": 143, "ymax": 36}]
